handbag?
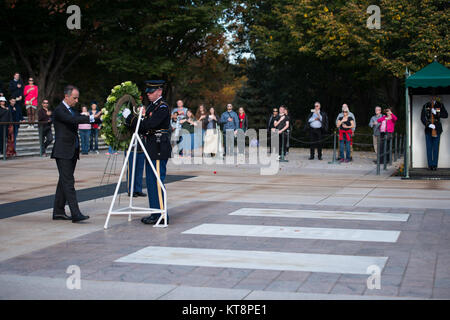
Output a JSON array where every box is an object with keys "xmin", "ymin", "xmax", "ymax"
[{"xmin": 380, "ymin": 120, "xmax": 387, "ymax": 133}]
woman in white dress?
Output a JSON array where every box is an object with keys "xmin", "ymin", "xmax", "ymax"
[{"xmin": 203, "ymin": 107, "xmax": 219, "ymax": 157}]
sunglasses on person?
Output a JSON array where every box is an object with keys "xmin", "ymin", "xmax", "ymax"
[
  {"xmin": 343, "ymin": 111, "xmax": 348, "ymax": 113},
  {"xmin": 273, "ymin": 110, "xmax": 278, "ymax": 113},
  {"xmin": 29, "ymin": 79, "xmax": 34, "ymax": 82}
]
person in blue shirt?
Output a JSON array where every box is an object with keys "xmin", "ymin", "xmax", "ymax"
[{"xmin": 219, "ymin": 103, "xmax": 239, "ymax": 157}]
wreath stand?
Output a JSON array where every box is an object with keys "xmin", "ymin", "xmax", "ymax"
[{"xmin": 103, "ymin": 109, "xmax": 168, "ymax": 229}]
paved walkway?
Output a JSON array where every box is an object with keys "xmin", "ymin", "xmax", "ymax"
[{"xmin": 0, "ymin": 148, "xmax": 449, "ymax": 299}]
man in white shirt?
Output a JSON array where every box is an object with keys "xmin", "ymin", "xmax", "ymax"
[{"xmin": 307, "ymin": 102, "xmax": 328, "ymax": 160}]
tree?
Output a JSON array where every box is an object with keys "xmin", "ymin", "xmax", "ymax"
[
  {"xmin": 0, "ymin": 0, "xmax": 109, "ymax": 103},
  {"xmin": 231, "ymin": 0, "xmax": 449, "ymax": 132},
  {"xmin": 96, "ymin": 0, "xmax": 234, "ymax": 105},
  {"xmin": 0, "ymin": 0, "xmax": 236, "ymax": 107}
]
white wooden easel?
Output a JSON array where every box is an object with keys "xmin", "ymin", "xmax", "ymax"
[{"xmin": 104, "ymin": 108, "xmax": 168, "ymax": 229}]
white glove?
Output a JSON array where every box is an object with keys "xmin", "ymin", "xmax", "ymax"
[
  {"xmin": 432, "ymin": 108, "xmax": 437, "ymax": 115},
  {"xmin": 429, "ymin": 124, "xmax": 436, "ymax": 129},
  {"xmin": 122, "ymin": 108, "xmax": 131, "ymax": 119}
]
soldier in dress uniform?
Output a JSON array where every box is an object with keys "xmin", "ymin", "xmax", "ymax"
[
  {"xmin": 123, "ymin": 80, "xmax": 172, "ymax": 224},
  {"xmin": 421, "ymin": 94, "xmax": 448, "ymax": 171}
]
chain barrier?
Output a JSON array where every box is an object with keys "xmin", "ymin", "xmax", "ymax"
[{"xmin": 289, "ymin": 133, "xmax": 334, "ymax": 145}]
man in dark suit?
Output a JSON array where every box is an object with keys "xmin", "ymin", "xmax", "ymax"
[
  {"xmin": 51, "ymin": 85, "xmax": 101, "ymax": 222},
  {"xmin": 8, "ymin": 73, "xmax": 24, "ymax": 114}
]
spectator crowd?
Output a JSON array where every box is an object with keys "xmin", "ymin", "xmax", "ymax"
[
  {"xmin": 0, "ymin": 72, "xmax": 103, "ymax": 159},
  {"xmin": 1, "ymin": 72, "xmax": 400, "ymax": 164}
]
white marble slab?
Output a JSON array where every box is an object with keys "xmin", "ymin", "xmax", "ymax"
[
  {"xmin": 229, "ymin": 208, "xmax": 409, "ymax": 222},
  {"xmin": 183, "ymin": 223, "xmax": 400, "ymax": 243},
  {"xmin": 116, "ymin": 246, "xmax": 388, "ymax": 275}
]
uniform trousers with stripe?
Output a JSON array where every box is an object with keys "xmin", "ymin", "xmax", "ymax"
[{"xmin": 145, "ymin": 159, "xmax": 168, "ymax": 217}]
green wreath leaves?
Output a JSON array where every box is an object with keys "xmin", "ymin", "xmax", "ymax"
[{"xmin": 100, "ymin": 81, "xmax": 142, "ymax": 151}]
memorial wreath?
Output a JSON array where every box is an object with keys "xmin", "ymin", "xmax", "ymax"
[{"xmin": 100, "ymin": 81, "xmax": 142, "ymax": 151}]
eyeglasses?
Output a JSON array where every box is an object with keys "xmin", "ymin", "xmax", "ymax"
[{"xmin": 343, "ymin": 111, "xmax": 348, "ymax": 114}]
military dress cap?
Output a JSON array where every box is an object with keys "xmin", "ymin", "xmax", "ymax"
[{"xmin": 145, "ymin": 80, "xmax": 165, "ymax": 93}]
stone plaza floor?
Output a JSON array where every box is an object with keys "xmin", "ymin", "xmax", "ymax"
[{"xmin": 0, "ymin": 148, "xmax": 449, "ymax": 299}]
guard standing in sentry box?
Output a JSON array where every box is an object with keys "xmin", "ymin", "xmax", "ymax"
[{"xmin": 122, "ymin": 80, "xmax": 172, "ymax": 225}]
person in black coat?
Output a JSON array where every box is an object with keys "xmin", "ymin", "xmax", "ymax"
[
  {"xmin": 0, "ymin": 97, "xmax": 12, "ymax": 155},
  {"xmin": 8, "ymin": 73, "xmax": 24, "ymax": 113},
  {"xmin": 267, "ymin": 107, "xmax": 279, "ymax": 153},
  {"xmin": 8, "ymin": 97, "xmax": 23, "ymax": 149},
  {"xmin": 51, "ymin": 85, "xmax": 101, "ymax": 222},
  {"xmin": 421, "ymin": 95, "xmax": 448, "ymax": 170}
]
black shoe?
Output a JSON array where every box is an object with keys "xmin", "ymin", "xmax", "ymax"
[
  {"xmin": 52, "ymin": 213, "xmax": 72, "ymax": 220},
  {"xmin": 141, "ymin": 214, "xmax": 169, "ymax": 225},
  {"xmin": 72, "ymin": 213, "xmax": 90, "ymax": 223},
  {"xmin": 308, "ymin": 156, "xmax": 314, "ymax": 160},
  {"xmin": 128, "ymin": 192, "xmax": 138, "ymax": 197},
  {"xmin": 134, "ymin": 192, "xmax": 147, "ymax": 197},
  {"xmin": 318, "ymin": 156, "xmax": 323, "ymax": 160}
]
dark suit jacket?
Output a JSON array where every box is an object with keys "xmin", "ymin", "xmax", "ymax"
[
  {"xmin": 51, "ymin": 102, "xmax": 90, "ymax": 160},
  {"xmin": 421, "ymin": 101, "xmax": 448, "ymax": 135}
]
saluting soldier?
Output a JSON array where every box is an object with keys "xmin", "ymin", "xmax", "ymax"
[
  {"xmin": 421, "ymin": 94, "xmax": 448, "ymax": 171},
  {"xmin": 122, "ymin": 80, "xmax": 172, "ymax": 224}
]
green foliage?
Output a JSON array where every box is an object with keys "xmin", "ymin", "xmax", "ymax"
[
  {"xmin": 232, "ymin": 0, "xmax": 449, "ymax": 133},
  {"xmin": 0, "ymin": 0, "xmax": 237, "ymax": 110}
]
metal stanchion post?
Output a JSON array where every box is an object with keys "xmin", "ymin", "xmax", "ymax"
[
  {"xmin": 394, "ymin": 132, "xmax": 398, "ymax": 162},
  {"xmin": 389, "ymin": 133, "xmax": 393, "ymax": 165},
  {"xmin": 400, "ymin": 134, "xmax": 404, "ymax": 155},
  {"xmin": 328, "ymin": 130, "xmax": 340, "ymax": 164},
  {"xmin": 280, "ymin": 132, "xmax": 288, "ymax": 162},
  {"xmin": 383, "ymin": 134, "xmax": 387, "ymax": 170},
  {"xmin": 376, "ymin": 135, "xmax": 381, "ymax": 175},
  {"xmin": 38, "ymin": 124, "xmax": 43, "ymax": 157},
  {"xmin": 2, "ymin": 125, "xmax": 6, "ymax": 161}
]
